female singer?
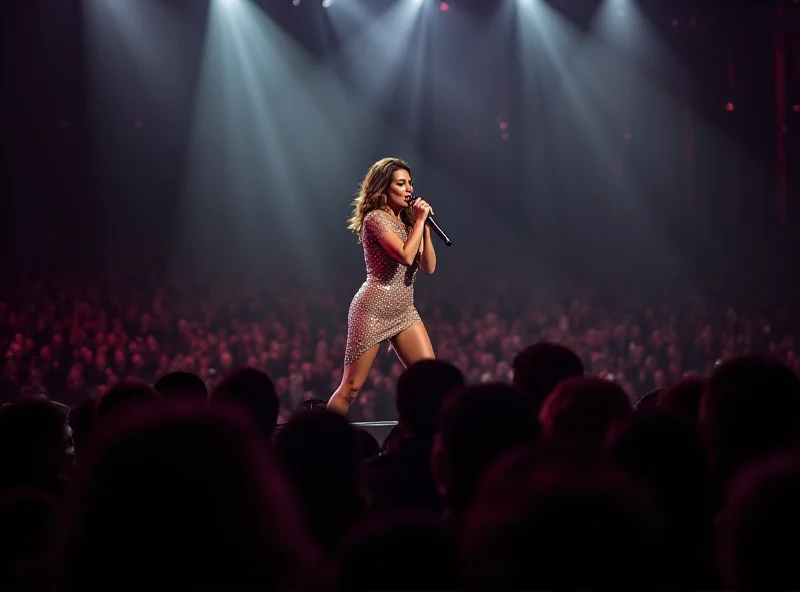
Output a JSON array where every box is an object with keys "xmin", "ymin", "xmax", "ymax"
[{"xmin": 327, "ymin": 157, "xmax": 437, "ymax": 415}]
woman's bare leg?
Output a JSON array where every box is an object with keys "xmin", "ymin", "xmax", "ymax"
[
  {"xmin": 327, "ymin": 343, "xmax": 382, "ymax": 415},
  {"xmin": 390, "ymin": 322, "xmax": 435, "ymax": 368}
]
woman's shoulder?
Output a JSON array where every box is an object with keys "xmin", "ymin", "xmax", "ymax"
[
  {"xmin": 363, "ymin": 209, "xmax": 401, "ymax": 228},
  {"xmin": 364, "ymin": 209, "xmax": 392, "ymax": 221},
  {"xmin": 363, "ymin": 209, "xmax": 403, "ymax": 237}
]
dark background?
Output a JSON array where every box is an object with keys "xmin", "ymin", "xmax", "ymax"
[{"xmin": 2, "ymin": 0, "xmax": 798, "ymax": 294}]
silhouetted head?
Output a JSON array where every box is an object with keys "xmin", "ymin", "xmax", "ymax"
[
  {"xmin": 395, "ymin": 360, "xmax": 465, "ymax": 440},
  {"xmin": 700, "ymin": 355, "xmax": 800, "ymax": 487},
  {"xmin": 274, "ymin": 410, "xmax": 364, "ymax": 551},
  {"xmin": 464, "ymin": 462, "xmax": 667, "ymax": 590},
  {"xmin": 636, "ymin": 388, "xmax": 662, "ymax": 412},
  {"xmin": 57, "ymin": 401, "xmax": 314, "ymax": 590},
  {"xmin": 275, "ymin": 409, "xmax": 362, "ymax": 500},
  {"xmin": 539, "ymin": 376, "xmax": 633, "ymax": 456},
  {"xmin": 658, "ymin": 377, "xmax": 705, "ymax": 423},
  {"xmin": 210, "ymin": 367, "xmax": 280, "ymax": 439},
  {"xmin": 153, "ymin": 371, "xmax": 208, "ymax": 401},
  {"xmin": 716, "ymin": 450, "xmax": 800, "ymax": 591},
  {"xmin": 607, "ymin": 411, "xmax": 708, "ymax": 547},
  {"xmin": 93, "ymin": 379, "xmax": 161, "ymax": 426},
  {"xmin": 433, "ymin": 382, "xmax": 540, "ymax": 516},
  {"xmin": 512, "ymin": 342, "xmax": 585, "ymax": 414},
  {"xmin": 0, "ymin": 399, "xmax": 71, "ymax": 492}
]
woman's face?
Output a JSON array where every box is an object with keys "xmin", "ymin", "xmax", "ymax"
[{"xmin": 385, "ymin": 168, "xmax": 413, "ymax": 211}]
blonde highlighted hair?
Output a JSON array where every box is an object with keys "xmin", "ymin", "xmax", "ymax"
[{"xmin": 348, "ymin": 157, "xmax": 415, "ymax": 242}]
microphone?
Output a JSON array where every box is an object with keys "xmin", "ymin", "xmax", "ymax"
[{"xmin": 406, "ymin": 195, "xmax": 453, "ymax": 247}]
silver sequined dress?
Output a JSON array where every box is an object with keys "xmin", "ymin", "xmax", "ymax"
[{"xmin": 344, "ymin": 210, "xmax": 422, "ymax": 365}]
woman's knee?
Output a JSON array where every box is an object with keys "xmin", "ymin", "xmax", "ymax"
[{"xmin": 339, "ymin": 375, "xmax": 365, "ymax": 394}]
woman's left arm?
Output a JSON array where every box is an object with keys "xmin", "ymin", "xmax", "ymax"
[{"xmin": 418, "ymin": 224, "xmax": 437, "ymax": 275}]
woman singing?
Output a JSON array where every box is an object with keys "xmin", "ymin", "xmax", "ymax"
[{"xmin": 327, "ymin": 157, "xmax": 437, "ymax": 415}]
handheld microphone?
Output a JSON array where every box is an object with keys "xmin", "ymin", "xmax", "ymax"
[{"xmin": 406, "ymin": 195, "xmax": 453, "ymax": 247}]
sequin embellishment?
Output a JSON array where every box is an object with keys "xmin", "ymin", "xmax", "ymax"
[{"xmin": 344, "ymin": 210, "xmax": 422, "ymax": 365}]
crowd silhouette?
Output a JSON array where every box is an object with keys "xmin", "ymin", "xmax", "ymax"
[{"xmin": 1, "ymin": 270, "xmax": 799, "ymax": 589}]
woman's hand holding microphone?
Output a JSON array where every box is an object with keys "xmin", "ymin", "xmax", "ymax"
[{"xmin": 408, "ymin": 196, "xmax": 433, "ymax": 223}]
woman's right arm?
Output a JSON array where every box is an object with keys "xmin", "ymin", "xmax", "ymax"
[
  {"xmin": 367, "ymin": 200, "xmax": 432, "ymax": 266},
  {"xmin": 374, "ymin": 219, "xmax": 426, "ymax": 266}
]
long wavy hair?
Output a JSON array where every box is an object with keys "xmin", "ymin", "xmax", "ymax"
[{"xmin": 348, "ymin": 157, "xmax": 415, "ymax": 242}]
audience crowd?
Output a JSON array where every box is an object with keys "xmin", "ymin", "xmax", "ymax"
[
  {"xmin": 2, "ymin": 272, "xmax": 797, "ymax": 421},
  {"xmin": 1, "ymin": 269, "xmax": 799, "ymax": 589}
]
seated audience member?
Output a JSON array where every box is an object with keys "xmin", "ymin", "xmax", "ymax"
[
  {"xmin": 365, "ymin": 360, "xmax": 465, "ymax": 515},
  {"xmin": 432, "ymin": 382, "xmax": 540, "ymax": 525},
  {"xmin": 56, "ymin": 401, "xmax": 317, "ymax": 590},
  {"xmin": 0, "ymin": 399, "xmax": 72, "ymax": 499},
  {"xmin": 538, "ymin": 376, "xmax": 633, "ymax": 459},
  {"xmin": 716, "ymin": 450, "xmax": 800, "ymax": 591},
  {"xmin": 210, "ymin": 367, "xmax": 280, "ymax": 440},
  {"xmin": 512, "ymin": 342, "xmax": 585, "ymax": 414},
  {"xmin": 275, "ymin": 409, "xmax": 365, "ymax": 555},
  {"xmin": 607, "ymin": 412, "xmax": 714, "ymax": 588},
  {"xmin": 92, "ymin": 379, "xmax": 161, "ymax": 426},
  {"xmin": 657, "ymin": 376, "xmax": 705, "ymax": 424},
  {"xmin": 463, "ymin": 459, "xmax": 669, "ymax": 590},
  {"xmin": 699, "ymin": 355, "xmax": 800, "ymax": 502},
  {"xmin": 153, "ymin": 371, "xmax": 208, "ymax": 401}
]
